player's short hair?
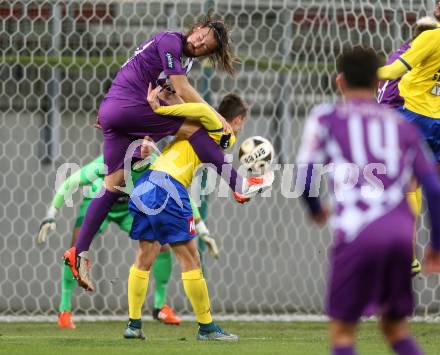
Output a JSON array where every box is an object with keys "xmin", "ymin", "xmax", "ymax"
[
  {"xmin": 188, "ymin": 12, "xmax": 237, "ymax": 75},
  {"xmin": 218, "ymin": 93, "xmax": 248, "ymax": 122},
  {"xmin": 413, "ymin": 16, "xmax": 438, "ymax": 39},
  {"xmin": 336, "ymin": 47, "xmax": 380, "ymax": 89}
]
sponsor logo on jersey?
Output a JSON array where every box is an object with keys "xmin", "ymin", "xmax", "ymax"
[
  {"xmin": 431, "ymin": 83, "xmax": 440, "ymax": 96},
  {"xmin": 220, "ymin": 133, "xmax": 231, "ymax": 149},
  {"xmin": 165, "ymin": 52, "xmax": 174, "ymax": 69},
  {"xmin": 188, "ymin": 216, "xmax": 196, "ymax": 235}
]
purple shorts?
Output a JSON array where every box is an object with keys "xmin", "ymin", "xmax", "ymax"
[
  {"xmin": 326, "ymin": 208, "xmax": 414, "ymax": 322},
  {"xmin": 98, "ymin": 98, "xmax": 183, "ymax": 174}
]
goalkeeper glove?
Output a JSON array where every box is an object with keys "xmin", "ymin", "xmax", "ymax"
[
  {"xmin": 196, "ymin": 220, "xmax": 219, "ymax": 259},
  {"xmin": 37, "ymin": 206, "xmax": 58, "ymax": 244}
]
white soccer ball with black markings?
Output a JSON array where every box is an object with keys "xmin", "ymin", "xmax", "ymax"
[{"xmin": 238, "ymin": 136, "xmax": 274, "ymax": 174}]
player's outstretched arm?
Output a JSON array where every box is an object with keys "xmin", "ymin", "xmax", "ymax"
[
  {"xmin": 37, "ymin": 157, "xmax": 106, "ymax": 244},
  {"xmin": 169, "ymin": 75, "xmax": 229, "ymax": 128},
  {"xmin": 378, "ymin": 29, "xmax": 439, "ymax": 81},
  {"xmin": 377, "ymin": 60, "xmax": 408, "ymax": 81}
]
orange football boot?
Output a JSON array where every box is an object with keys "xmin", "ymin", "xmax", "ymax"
[
  {"xmin": 157, "ymin": 305, "xmax": 181, "ymax": 325},
  {"xmin": 58, "ymin": 311, "xmax": 76, "ymax": 329}
]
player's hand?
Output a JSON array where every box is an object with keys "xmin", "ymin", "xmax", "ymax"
[
  {"xmin": 158, "ymin": 84, "xmax": 184, "ymax": 105},
  {"xmin": 141, "ymin": 135, "xmax": 154, "ymax": 159},
  {"xmin": 422, "ymin": 247, "xmax": 440, "ymax": 274},
  {"xmin": 310, "ymin": 204, "xmax": 330, "ymax": 227},
  {"xmin": 200, "ymin": 234, "xmax": 220, "ymax": 259},
  {"xmin": 132, "ymin": 136, "xmax": 154, "ymax": 171},
  {"xmin": 94, "ymin": 115, "xmax": 102, "ymax": 129},
  {"xmin": 37, "ymin": 218, "xmax": 56, "ymax": 244},
  {"xmin": 147, "ymin": 83, "xmax": 162, "ymax": 111}
]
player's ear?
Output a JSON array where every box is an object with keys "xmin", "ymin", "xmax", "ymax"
[{"xmin": 335, "ymin": 73, "xmax": 345, "ymax": 95}]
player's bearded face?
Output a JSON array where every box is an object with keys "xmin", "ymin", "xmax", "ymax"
[{"xmin": 183, "ymin": 27, "xmax": 218, "ymax": 57}]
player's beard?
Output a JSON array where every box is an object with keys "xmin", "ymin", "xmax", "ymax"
[{"xmin": 183, "ymin": 40, "xmax": 196, "ymax": 57}]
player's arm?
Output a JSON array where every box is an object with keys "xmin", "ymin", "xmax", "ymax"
[
  {"xmin": 148, "ymin": 83, "xmax": 222, "ymax": 132},
  {"xmin": 377, "ymin": 60, "xmax": 408, "ymax": 81},
  {"xmin": 169, "ymin": 74, "xmax": 229, "ymax": 127},
  {"xmin": 378, "ymin": 30, "xmax": 437, "ymax": 80},
  {"xmin": 296, "ymin": 105, "xmax": 331, "ymax": 226},
  {"xmin": 37, "ymin": 157, "xmax": 105, "ymax": 244},
  {"xmin": 189, "ymin": 197, "xmax": 219, "ymax": 259}
]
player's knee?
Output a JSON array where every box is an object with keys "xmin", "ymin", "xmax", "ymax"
[
  {"xmin": 104, "ymin": 169, "xmax": 125, "ymax": 192},
  {"xmin": 329, "ymin": 320, "xmax": 356, "ymax": 346},
  {"xmin": 379, "ymin": 317, "xmax": 409, "ymax": 343},
  {"xmin": 134, "ymin": 243, "xmax": 156, "ymax": 271},
  {"xmin": 175, "ymin": 250, "xmax": 199, "ymax": 271}
]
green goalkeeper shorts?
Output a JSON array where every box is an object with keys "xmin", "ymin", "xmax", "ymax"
[{"xmin": 74, "ymin": 198, "xmax": 133, "ymax": 236}]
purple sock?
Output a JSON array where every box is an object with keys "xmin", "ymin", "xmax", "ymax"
[
  {"xmin": 332, "ymin": 346, "xmax": 356, "ymax": 355},
  {"xmin": 392, "ymin": 337, "xmax": 423, "ymax": 355},
  {"xmin": 188, "ymin": 128, "xmax": 244, "ymax": 193},
  {"xmin": 75, "ymin": 188, "xmax": 122, "ymax": 254}
]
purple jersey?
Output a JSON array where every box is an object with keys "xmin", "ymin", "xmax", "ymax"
[
  {"xmin": 297, "ymin": 98, "xmax": 435, "ymax": 244},
  {"xmin": 377, "ymin": 42, "xmax": 410, "ymax": 109},
  {"xmin": 105, "ymin": 31, "xmax": 189, "ymax": 105}
]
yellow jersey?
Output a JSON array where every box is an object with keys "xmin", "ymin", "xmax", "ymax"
[
  {"xmin": 150, "ymin": 103, "xmax": 235, "ymax": 187},
  {"xmin": 398, "ymin": 28, "xmax": 440, "ymax": 118}
]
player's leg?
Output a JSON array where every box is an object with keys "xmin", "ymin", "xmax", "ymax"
[
  {"xmin": 329, "ymin": 320, "xmax": 357, "ymax": 355},
  {"xmin": 152, "ymin": 244, "xmax": 181, "ymax": 325},
  {"xmin": 60, "ymin": 206, "xmax": 110, "ymax": 325},
  {"xmin": 378, "ymin": 219, "xmax": 423, "ymax": 355},
  {"xmin": 380, "ymin": 317, "xmax": 422, "ymax": 355},
  {"xmin": 124, "ymin": 239, "xmax": 161, "ymax": 340},
  {"xmin": 171, "ymin": 239, "xmax": 238, "ymax": 341},
  {"xmin": 406, "ymin": 178, "xmax": 422, "ymax": 275},
  {"xmin": 58, "ymin": 226, "xmax": 80, "ymax": 329}
]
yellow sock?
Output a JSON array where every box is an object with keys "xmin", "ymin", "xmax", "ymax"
[
  {"xmin": 128, "ymin": 265, "xmax": 149, "ymax": 319},
  {"xmin": 415, "ymin": 187, "xmax": 422, "ymax": 215},
  {"xmin": 406, "ymin": 190, "xmax": 421, "ymax": 217},
  {"xmin": 182, "ymin": 269, "xmax": 212, "ymax": 324}
]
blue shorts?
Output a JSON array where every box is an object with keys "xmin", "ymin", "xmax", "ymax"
[
  {"xmin": 128, "ymin": 170, "xmax": 196, "ymax": 245},
  {"xmin": 398, "ymin": 107, "xmax": 440, "ymax": 162}
]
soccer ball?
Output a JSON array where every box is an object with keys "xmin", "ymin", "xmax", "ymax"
[{"xmin": 238, "ymin": 136, "xmax": 274, "ymax": 174}]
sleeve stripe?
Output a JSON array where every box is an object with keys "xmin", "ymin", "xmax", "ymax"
[
  {"xmin": 207, "ymin": 128, "xmax": 224, "ymax": 133},
  {"xmin": 398, "ymin": 57, "xmax": 412, "ymax": 71}
]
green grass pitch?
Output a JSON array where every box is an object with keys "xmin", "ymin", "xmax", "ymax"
[{"xmin": 1, "ymin": 321, "xmax": 440, "ymax": 355}]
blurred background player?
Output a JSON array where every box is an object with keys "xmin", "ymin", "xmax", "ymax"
[
  {"xmin": 38, "ymin": 154, "xmax": 217, "ymax": 328},
  {"xmin": 123, "ymin": 89, "xmax": 267, "ymax": 340},
  {"xmin": 297, "ymin": 47, "xmax": 440, "ymax": 355},
  {"xmin": 377, "ymin": 16, "xmax": 438, "ymax": 275},
  {"xmin": 435, "ymin": 0, "xmax": 440, "ymax": 25},
  {"xmin": 378, "ymin": 26, "xmax": 440, "ymax": 157},
  {"xmin": 65, "ymin": 14, "xmax": 269, "ymax": 291}
]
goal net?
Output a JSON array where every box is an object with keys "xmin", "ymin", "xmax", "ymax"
[{"xmin": 1, "ymin": 0, "xmax": 439, "ymax": 321}]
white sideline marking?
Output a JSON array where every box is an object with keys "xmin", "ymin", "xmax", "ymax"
[{"xmin": 0, "ymin": 315, "xmax": 439, "ymax": 323}]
